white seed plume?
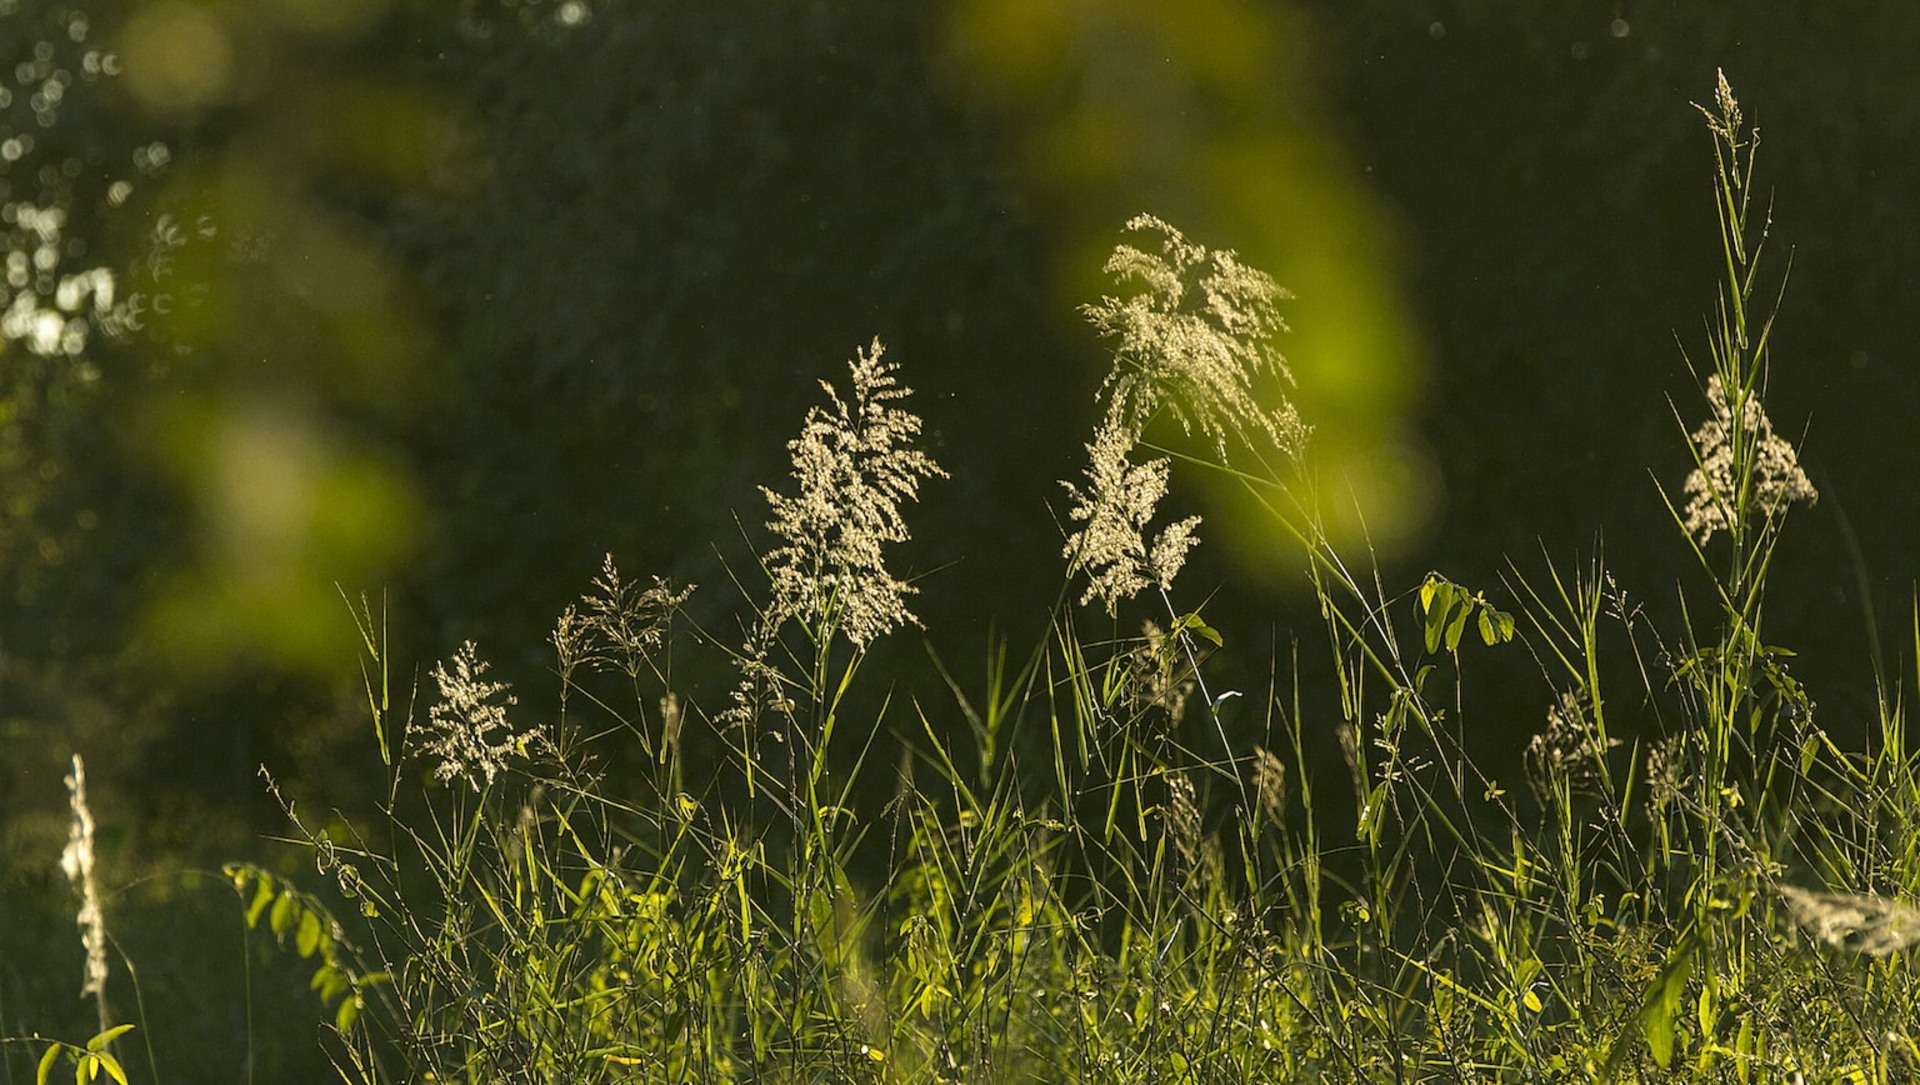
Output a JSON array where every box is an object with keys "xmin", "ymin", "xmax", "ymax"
[
  {"xmin": 760, "ymin": 338, "xmax": 944, "ymax": 647},
  {"xmin": 417, "ymin": 641, "xmax": 540, "ymax": 791},
  {"xmin": 1680, "ymin": 373, "xmax": 1817, "ymax": 546},
  {"xmin": 59, "ymin": 753, "xmax": 108, "ymax": 1005}
]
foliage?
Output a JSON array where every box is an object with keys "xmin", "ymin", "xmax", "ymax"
[{"xmin": 13, "ymin": 70, "xmax": 1920, "ymax": 1085}]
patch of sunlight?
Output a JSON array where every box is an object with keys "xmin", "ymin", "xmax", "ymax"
[{"xmin": 144, "ymin": 394, "xmax": 420, "ymax": 678}]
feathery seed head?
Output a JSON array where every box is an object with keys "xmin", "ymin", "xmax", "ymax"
[
  {"xmin": 1252, "ymin": 745, "xmax": 1288, "ymax": 826},
  {"xmin": 60, "ymin": 753, "xmax": 108, "ymax": 1004},
  {"xmin": 1680, "ymin": 374, "xmax": 1817, "ymax": 545},
  {"xmin": 1082, "ymin": 214, "xmax": 1307, "ymax": 460},
  {"xmin": 418, "ymin": 641, "xmax": 540, "ymax": 791},
  {"xmin": 1061, "ymin": 419, "xmax": 1201, "ymax": 614},
  {"xmin": 560, "ymin": 554, "xmax": 693, "ymax": 680},
  {"xmin": 1780, "ymin": 884, "xmax": 1920, "ymax": 957},
  {"xmin": 760, "ymin": 338, "xmax": 945, "ymax": 647}
]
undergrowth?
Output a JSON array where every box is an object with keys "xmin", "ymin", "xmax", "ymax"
[{"xmin": 13, "ymin": 72, "xmax": 1920, "ymax": 1084}]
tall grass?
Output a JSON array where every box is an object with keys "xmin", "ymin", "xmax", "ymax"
[{"xmin": 14, "ymin": 71, "xmax": 1920, "ymax": 1083}]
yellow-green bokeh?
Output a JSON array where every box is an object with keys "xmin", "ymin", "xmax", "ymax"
[{"xmin": 111, "ymin": 0, "xmax": 445, "ymax": 678}]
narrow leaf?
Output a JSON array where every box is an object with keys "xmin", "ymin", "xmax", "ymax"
[
  {"xmin": 84, "ymin": 1026, "xmax": 133, "ymax": 1053},
  {"xmin": 36, "ymin": 1042, "xmax": 61, "ymax": 1085}
]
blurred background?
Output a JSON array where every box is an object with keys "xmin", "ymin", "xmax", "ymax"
[{"xmin": 4, "ymin": 1, "xmax": 1917, "ymax": 1076}]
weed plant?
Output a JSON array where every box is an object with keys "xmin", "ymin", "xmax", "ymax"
[{"xmin": 15, "ymin": 73, "xmax": 1920, "ymax": 1083}]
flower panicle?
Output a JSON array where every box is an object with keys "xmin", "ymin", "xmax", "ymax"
[
  {"xmin": 1679, "ymin": 373, "xmax": 1816, "ymax": 546},
  {"xmin": 1062, "ymin": 215, "xmax": 1303, "ymax": 612},
  {"xmin": 760, "ymin": 337, "xmax": 945, "ymax": 648},
  {"xmin": 1081, "ymin": 214, "xmax": 1307, "ymax": 460},
  {"xmin": 417, "ymin": 641, "xmax": 541, "ymax": 791},
  {"xmin": 60, "ymin": 753, "xmax": 108, "ymax": 1007}
]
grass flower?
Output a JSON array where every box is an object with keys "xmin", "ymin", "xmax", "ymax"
[
  {"xmin": 1779, "ymin": 885, "xmax": 1920, "ymax": 957},
  {"xmin": 1251, "ymin": 745, "xmax": 1288, "ymax": 826},
  {"xmin": 1125, "ymin": 619, "xmax": 1199, "ymax": 720},
  {"xmin": 554, "ymin": 553, "xmax": 693, "ymax": 680},
  {"xmin": 1680, "ymin": 374, "xmax": 1817, "ymax": 545},
  {"xmin": 59, "ymin": 754, "xmax": 108, "ymax": 1016},
  {"xmin": 1063, "ymin": 216, "xmax": 1302, "ymax": 613},
  {"xmin": 1061, "ymin": 419, "xmax": 1202, "ymax": 614},
  {"xmin": 1524, "ymin": 688, "xmax": 1620, "ymax": 799},
  {"xmin": 760, "ymin": 338, "xmax": 944, "ymax": 647},
  {"xmin": 1165, "ymin": 770, "xmax": 1201, "ymax": 866},
  {"xmin": 416, "ymin": 641, "xmax": 538, "ymax": 791},
  {"xmin": 1081, "ymin": 213, "xmax": 1306, "ymax": 460}
]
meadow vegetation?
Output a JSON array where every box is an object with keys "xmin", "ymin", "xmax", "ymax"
[{"xmin": 16, "ymin": 73, "xmax": 1920, "ymax": 1083}]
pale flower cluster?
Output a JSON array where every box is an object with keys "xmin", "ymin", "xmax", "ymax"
[
  {"xmin": 1251, "ymin": 745, "xmax": 1288, "ymax": 827},
  {"xmin": 1165, "ymin": 770, "xmax": 1201, "ymax": 866},
  {"xmin": 1062, "ymin": 423, "xmax": 1202, "ymax": 614},
  {"xmin": 1124, "ymin": 619, "xmax": 1198, "ymax": 720},
  {"xmin": 60, "ymin": 753, "xmax": 108, "ymax": 1004},
  {"xmin": 1524, "ymin": 688, "xmax": 1619, "ymax": 800},
  {"xmin": 761, "ymin": 338, "xmax": 945, "ymax": 647},
  {"xmin": 1694, "ymin": 67, "xmax": 1742, "ymax": 146},
  {"xmin": 552, "ymin": 553, "xmax": 693, "ymax": 681},
  {"xmin": 1063, "ymin": 216, "xmax": 1302, "ymax": 613},
  {"xmin": 417, "ymin": 641, "xmax": 540, "ymax": 791},
  {"xmin": 1680, "ymin": 374, "xmax": 1817, "ymax": 545},
  {"xmin": 1779, "ymin": 884, "xmax": 1920, "ymax": 957},
  {"xmin": 1081, "ymin": 214, "xmax": 1307, "ymax": 459}
]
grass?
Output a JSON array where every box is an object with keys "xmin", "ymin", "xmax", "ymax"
[{"xmin": 11, "ymin": 71, "xmax": 1920, "ymax": 1083}]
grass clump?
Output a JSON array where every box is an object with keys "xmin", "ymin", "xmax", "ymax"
[{"xmin": 14, "ymin": 71, "xmax": 1920, "ymax": 1083}]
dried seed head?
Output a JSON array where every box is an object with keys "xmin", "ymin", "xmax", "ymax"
[
  {"xmin": 60, "ymin": 754, "xmax": 108, "ymax": 1004},
  {"xmin": 761, "ymin": 339, "xmax": 945, "ymax": 646},
  {"xmin": 1166, "ymin": 771, "xmax": 1201, "ymax": 866},
  {"xmin": 1780, "ymin": 884, "xmax": 1920, "ymax": 957},
  {"xmin": 1252, "ymin": 745, "xmax": 1288, "ymax": 825},
  {"xmin": 416, "ymin": 641, "xmax": 541, "ymax": 791},
  {"xmin": 1680, "ymin": 374, "xmax": 1817, "ymax": 546}
]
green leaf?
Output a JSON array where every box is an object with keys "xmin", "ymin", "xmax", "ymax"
[
  {"xmin": 1179, "ymin": 613, "xmax": 1224, "ymax": 647},
  {"xmin": 1358, "ymin": 782, "xmax": 1388, "ymax": 843},
  {"xmin": 269, "ymin": 890, "xmax": 298, "ymax": 938},
  {"xmin": 335, "ymin": 994, "xmax": 362, "ymax": 1034},
  {"xmin": 36, "ymin": 1042, "xmax": 62, "ymax": 1085},
  {"xmin": 93, "ymin": 1056, "xmax": 126, "ymax": 1085},
  {"xmin": 1477, "ymin": 608, "xmax": 1496, "ymax": 647},
  {"xmin": 1422, "ymin": 583, "xmax": 1455, "ymax": 653},
  {"xmin": 84, "ymin": 1026, "xmax": 133, "ymax": 1054},
  {"xmin": 1443, "ymin": 601, "xmax": 1472, "ymax": 652},
  {"xmin": 1493, "ymin": 609, "xmax": 1515, "ymax": 642},
  {"xmin": 245, "ymin": 873, "xmax": 274, "ymax": 928},
  {"xmin": 296, "ymin": 909, "xmax": 322, "ymax": 959},
  {"xmin": 1419, "ymin": 575, "xmax": 1440, "ymax": 614},
  {"xmin": 1641, "ymin": 937, "xmax": 1696, "ymax": 1069},
  {"xmin": 310, "ymin": 963, "xmax": 349, "ymax": 1003}
]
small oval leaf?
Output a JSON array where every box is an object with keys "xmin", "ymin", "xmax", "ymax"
[
  {"xmin": 296, "ymin": 910, "xmax": 322, "ymax": 959},
  {"xmin": 269, "ymin": 891, "xmax": 298, "ymax": 938}
]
